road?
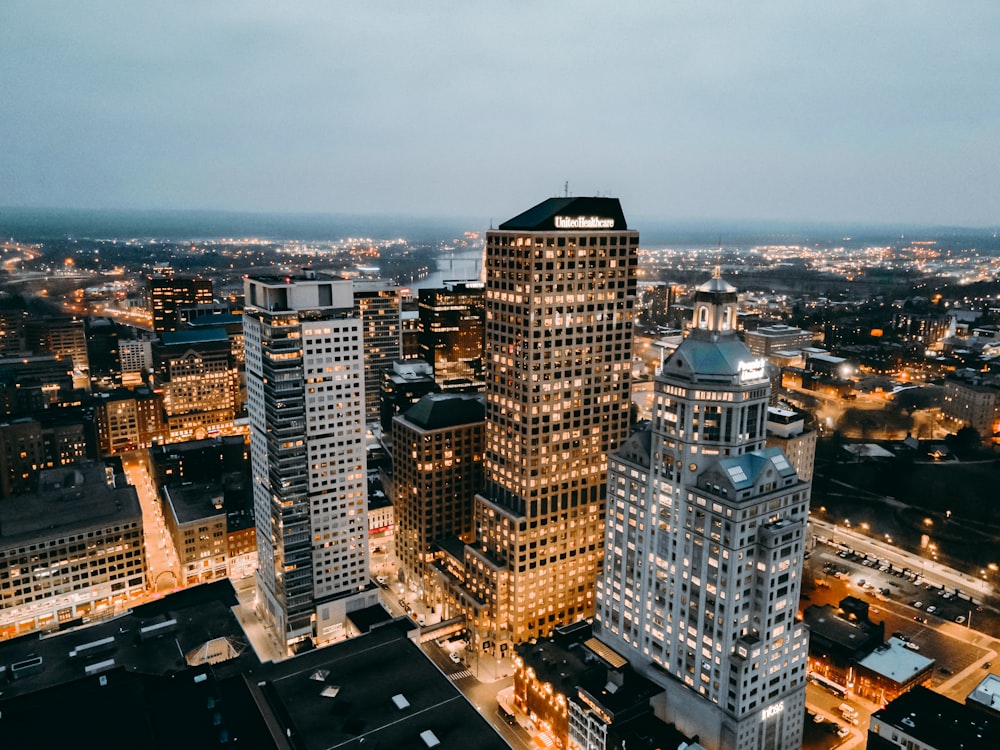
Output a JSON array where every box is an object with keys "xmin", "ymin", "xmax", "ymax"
[
  {"xmin": 804, "ymin": 535, "xmax": 1000, "ymax": 706},
  {"xmin": 120, "ymin": 453, "xmax": 182, "ymax": 594}
]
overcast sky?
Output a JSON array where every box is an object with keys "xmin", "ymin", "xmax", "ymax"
[{"xmin": 2, "ymin": 2, "xmax": 998, "ymax": 226}]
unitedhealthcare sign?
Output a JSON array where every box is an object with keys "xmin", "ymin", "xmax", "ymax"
[{"xmin": 554, "ymin": 216, "xmax": 616, "ymax": 229}]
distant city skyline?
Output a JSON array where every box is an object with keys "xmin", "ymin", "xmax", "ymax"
[{"xmin": 1, "ymin": 3, "xmax": 998, "ymax": 226}]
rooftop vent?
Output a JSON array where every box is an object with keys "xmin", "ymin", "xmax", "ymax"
[
  {"xmin": 392, "ymin": 694, "xmax": 410, "ymax": 710},
  {"xmin": 420, "ymin": 730, "xmax": 441, "ymax": 748}
]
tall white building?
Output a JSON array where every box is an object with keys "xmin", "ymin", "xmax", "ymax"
[
  {"xmin": 596, "ymin": 272, "xmax": 810, "ymax": 750},
  {"xmin": 244, "ymin": 272, "xmax": 375, "ymax": 650}
]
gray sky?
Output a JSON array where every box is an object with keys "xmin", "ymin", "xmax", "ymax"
[{"xmin": 2, "ymin": 1, "xmax": 998, "ymax": 225}]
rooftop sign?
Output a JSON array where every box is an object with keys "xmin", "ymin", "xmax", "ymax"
[
  {"xmin": 554, "ymin": 216, "xmax": 615, "ymax": 229},
  {"xmin": 738, "ymin": 358, "xmax": 768, "ymax": 384}
]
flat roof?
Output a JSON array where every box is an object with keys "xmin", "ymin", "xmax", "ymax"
[
  {"xmin": 857, "ymin": 638, "xmax": 933, "ymax": 682},
  {"xmin": 0, "ymin": 580, "xmax": 251, "ymax": 702},
  {"xmin": 163, "ymin": 482, "xmax": 226, "ymax": 526},
  {"xmin": 251, "ymin": 619, "xmax": 508, "ymax": 750},
  {"xmin": 0, "ymin": 463, "xmax": 141, "ymax": 545},
  {"xmin": 968, "ymin": 672, "xmax": 1000, "ymax": 714},
  {"xmin": 874, "ymin": 685, "xmax": 1000, "ymax": 748}
]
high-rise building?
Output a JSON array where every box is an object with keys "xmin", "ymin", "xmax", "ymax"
[
  {"xmin": 353, "ymin": 281, "xmax": 402, "ymax": 423},
  {"xmin": 595, "ymin": 273, "xmax": 810, "ymax": 750},
  {"xmin": 149, "ymin": 274, "xmax": 213, "ymax": 333},
  {"xmin": 244, "ymin": 271, "xmax": 376, "ymax": 651},
  {"xmin": 457, "ymin": 197, "xmax": 638, "ymax": 655},
  {"xmin": 392, "ymin": 393, "xmax": 484, "ymax": 599},
  {"xmin": 23, "ymin": 316, "xmax": 90, "ymax": 389},
  {"xmin": 152, "ymin": 328, "xmax": 241, "ymax": 442},
  {"xmin": 417, "ymin": 282, "xmax": 486, "ymax": 390}
]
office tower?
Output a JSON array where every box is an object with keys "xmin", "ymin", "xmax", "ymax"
[
  {"xmin": 0, "ymin": 353, "xmax": 78, "ymax": 418},
  {"xmin": 149, "ymin": 274, "xmax": 213, "ymax": 333},
  {"xmin": 596, "ymin": 273, "xmax": 810, "ymax": 750},
  {"xmin": 392, "ymin": 393, "xmax": 484, "ymax": 599},
  {"xmin": 244, "ymin": 271, "xmax": 375, "ymax": 650},
  {"xmin": 353, "ymin": 281, "xmax": 402, "ymax": 423},
  {"xmin": 23, "ymin": 316, "xmax": 90, "ymax": 389},
  {"xmin": 418, "ymin": 282, "xmax": 486, "ymax": 390},
  {"xmin": 85, "ymin": 317, "xmax": 121, "ymax": 391},
  {"xmin": 0, "ymin": 416, "xmax": 88, "ymax": 497},
  {"xmin": 459, "ymin": 197, "xmax": 638, "ymax": 655},
  {"xmin": 92, "ymin": 387, "xmax": 167, "ymax": 455},
  {"xmin": 0, "ymin": 462, "xmax": 146, "ymax": 639},
  {"xmin": 743, "ymin": 324, "xmax": 819, "ymax": 359},
  {"xmin": 152, "ymin": 328, "xmax": 241, "ymax": 441},
  {"xmin": 379, "ymin": 359, "xmax": 439, "ymax": 431}
]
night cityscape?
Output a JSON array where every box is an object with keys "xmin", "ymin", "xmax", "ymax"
[{"xmin": 2, "ymin": 5, "xmax": 999, "ymax": 750}]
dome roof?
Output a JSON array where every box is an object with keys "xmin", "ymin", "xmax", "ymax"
[
  {"xmin": 667, "ymin": 336, "xmax": 753, "ymax": 378},
  {"xmin": 696, "ymin": 276, "xmax": 737, "ymax": 294}
]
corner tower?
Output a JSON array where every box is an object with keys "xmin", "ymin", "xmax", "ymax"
[{"xmin": 597, "ymin": 273, "xmax": 810, "ymax": 750}]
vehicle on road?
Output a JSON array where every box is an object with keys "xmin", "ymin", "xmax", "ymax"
[
  {"xmin": 904, "ymin": 642, "xmax": 921, "ymax": 651},
  {"xmin": 449, "ymin": 651, "xmax": 462, "ymax": 664},
  {"xmin": 913, "ymin": 616, "xmax": 928, "ymax": 623},
  {"xmin": 837, "ymin": 725, "xmax": 851, "ymax": 738},
  {"xmin": 892, "ymin": 631, "xmax": 910, "ymax": 642},
  {"xmin": 984, "ymin": 662, "xmax": 992, "ymax": 669}
]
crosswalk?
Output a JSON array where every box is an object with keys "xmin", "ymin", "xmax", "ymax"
[{"xmin": 449, "ymin": 669, "xmax": 473, "ymax": 681}]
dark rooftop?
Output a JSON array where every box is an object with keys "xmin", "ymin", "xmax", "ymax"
[
  {"xmin": 0, "ymin": 580, "xmax": 253, "ymax": 702},
  {"xmin": 0, "ymin": 462, "xmax": 141, "ymax": 544},
  {"xmin": 345, "ymin": 603, "xmax": 396, "ymax": 634},
  {"xmin": 498, "ymin": 196, "xmax": 628, "ymax": 231},
  {"xmin": 404, "ymin": 392, "xmax": 485, "ymax": 430},
  {"xmin": 251, "ymin": 619, "xmax": 509, "ymax": 750},
  {"xmin": 873, "ymin": 685, "xmax": 1000, "ymax": 749},
  {"xmin": 163, "ymin": 482, "xmax": 227, "ymax": 525},
  {"xmin": 160, "ymin": 328, "xmax": 230, "ymax": 346}
]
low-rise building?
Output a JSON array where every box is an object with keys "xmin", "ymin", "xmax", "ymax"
[
  {"xmin": 0, "ymin": 462, "xmax": 147, "ymax": 639},
  {"xmin": 162, "ymin": 482, "xmax": 228, "ymax": 587},
  {"xmin": 854, "ymin": 638, "xmax": 934, "ymax": 705},
  {"xmin": 868, "ymin": 685, "xmax": 1000, "ymax": 750}
]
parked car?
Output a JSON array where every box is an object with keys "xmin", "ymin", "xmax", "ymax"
[{"xmin": 955, "ymin": 615, "xmax": 966, "ymax": 624}]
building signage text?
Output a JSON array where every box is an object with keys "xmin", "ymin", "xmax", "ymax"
[
  {"xmin": 738, "ymin": 358, "xmax": 768, "ymax": 384},
  {"xmin": 761, "ymin": 701, "xmax": 785, "ymax": 721},
  {"xmin": 554, "ymin": 216, "xmax": 615, "ymax": 229}
]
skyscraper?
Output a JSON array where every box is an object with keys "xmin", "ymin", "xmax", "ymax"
[
  {"xmin": 417, "ymin": 282, "xmax": 486, "ymax": 390},
  {"xmin": 149, "ymin": 273, "xmax": 214, "ymax": 333},
  {"xmin": 458, "ymin": 197, "xmax": 638, "ymax": 655},
  {"xmin": 244, "ymin": 271, "xmax": 375, "ymax": 650},
  {"xmin": 352, "ymin": 281, "xmax": 401, "ymax": 424},
  {"xmin": 596, "ymin": 273, "xmax": 809, "ymax": 750}
]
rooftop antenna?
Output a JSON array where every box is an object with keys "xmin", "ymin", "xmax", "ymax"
[
  {"xmin": 564, "ymin": 181, "xmax": 569, "ymax": 198},
  {"xmin": 713, "ymin": 239, "xmax": 723, "ymax": 279}
]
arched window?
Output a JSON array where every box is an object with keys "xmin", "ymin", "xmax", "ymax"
[
  {"xmin": 722, "ymin": 307, "xmax": 731, "ymax": 330},
  {"xmin": 698, "ymin": 306, "xmax": 708, "ymax": 327}
]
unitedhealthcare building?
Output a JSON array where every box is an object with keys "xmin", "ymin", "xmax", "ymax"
[{"xmin": 595, "ymin": 273, "xmax": 810, "ymax": 750}]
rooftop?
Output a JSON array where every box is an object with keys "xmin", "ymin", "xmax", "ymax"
[
  {"xmin": 857, "ymin": 638, "xmax": 934, "ymax": 682},
  {"xmin": 160, "ymin": 328, "xmax": 230, "ymax": 346},
  {"xmin": 404, "ymin": 392, "xmax": 485, "ymax": 430},
  {"xmin": 163, "ymin": 482, "xmax": 226, "ymax": 526},
  {"xmin": 251, "ymin": 619, "xmax": 508, "ymax": 750},
  {"xmin": 0, "ymin": 462, "xmax": 141, "ymax": 544},
  {"xmin": 874, "ymin": 685, "xmax": 1000, "ymax": 749},
  {"xmin": 497, "ymin": 196, "xmax": 628, "ymax": 232}
]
